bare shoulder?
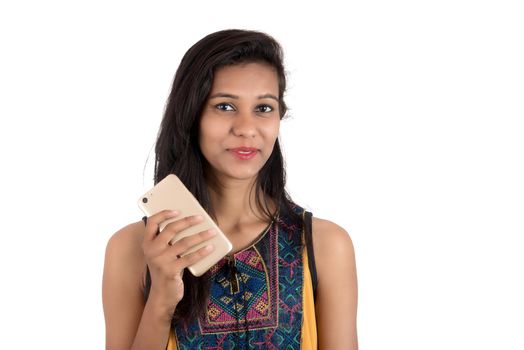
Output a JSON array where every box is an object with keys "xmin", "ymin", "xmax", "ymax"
[
  {"xmin": 311, "ymin": 217, "xmax": 355, "ymax": 262},
  {"xmin": 310, "ymin": 217, "xmax": 357, "ymax": 287},
  {"xmin": 104, "ymin": 221, "xmax": 147, "ymax": 289},
  {"xmin": 103, "ymin": 222, "xmax": 150, "ymax": 349},
  {"xmin": 311, "ymin": 217, "xmax": 358, "ymax": 349},
  {"xmin": 106, "ymin": 221, "xmax": 146, "ymax": 255}
]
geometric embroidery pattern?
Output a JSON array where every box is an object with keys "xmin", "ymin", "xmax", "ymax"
[
  {"xmin": 173, "ymin": 205, "xmax": 305, "ymax": 350},
  {"xmin": 200, "ymin": 241, "xmax": 278, "ymax": 333}
]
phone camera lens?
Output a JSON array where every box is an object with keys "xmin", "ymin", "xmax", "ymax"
[{"xmin": 142, "ymin": 197, "xmax": 148, "ymax": 204}]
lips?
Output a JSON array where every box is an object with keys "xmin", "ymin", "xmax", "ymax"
[{"xmin": 229, "ymin": 147, "xmax": 258, "ymax": 160}]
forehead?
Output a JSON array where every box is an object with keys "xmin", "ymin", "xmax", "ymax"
[{"xmin": 211, "ymin": 62, "xmax": 279, "ymax": 95}]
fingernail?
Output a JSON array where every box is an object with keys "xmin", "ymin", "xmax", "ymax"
[
  {"xmin": 205, "ymin": 244, "xmax": 215, "ymax": 252},
  {"xmin": 208, "ymin": 229, "xmax": 217, "ymax": 236},
  {"xmin": 194, "ymin": 215, "xmax": 203, "ymax": 221},
  {"xmin": 170, "ymin": 210, "xmax": 179, "ymax": 216}
]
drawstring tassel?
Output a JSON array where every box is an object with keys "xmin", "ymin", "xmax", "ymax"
[{"xmin": 227, "ymin": 256, "xmax": 240, "ymax": 295}]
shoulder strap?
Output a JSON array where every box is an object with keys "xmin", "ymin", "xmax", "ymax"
[
  {"xmin": 141, "ymin": 216, "xmax": 152, "ymax": 300},
  {"xmin": 304, "ymin": 211, "xmax": 318, "ymax": 299}
]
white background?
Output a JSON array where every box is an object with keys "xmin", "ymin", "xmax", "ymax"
[{"xmin": 1, "ymin": 0, "xmax": 523, "ymax": 349}]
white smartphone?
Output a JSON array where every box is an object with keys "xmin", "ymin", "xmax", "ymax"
[{"xmin": 137, "ymin": 174, "xmax": 232, "ymax": 276}]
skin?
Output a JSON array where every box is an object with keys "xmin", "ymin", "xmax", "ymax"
[{"xmin": 102, "ymin": 62, "xmax": 358, "ymax": 349}]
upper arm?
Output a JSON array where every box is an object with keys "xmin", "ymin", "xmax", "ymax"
[
  {"xmin": 312, "ymin": 218, "xmax": 358, "ymax": 350},
  {"xmin": 102, "ymin": 222, "xmax": 146, "ymax": 350}
]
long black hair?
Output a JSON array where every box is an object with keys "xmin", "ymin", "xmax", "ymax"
[{"xmin": 145, "ymin": 29, "xmax": 302, "ymax": 324}]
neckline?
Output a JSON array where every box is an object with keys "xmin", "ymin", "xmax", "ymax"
[{"xmin": 225, "ymin": 215, "xmax": 277, "ymax": 258}]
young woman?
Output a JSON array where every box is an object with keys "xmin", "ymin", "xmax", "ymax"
[{"xmin": 103, "ymin": 29, "xmax": 358, "ymax": 350}]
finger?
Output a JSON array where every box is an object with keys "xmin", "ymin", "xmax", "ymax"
[
  {"xmin": 156, "ymin": 215, "xmax": 204, "ymax": 246},
  {"xmin": 143, "ymin": 210, "xmax": 179, "ymax": 242},
  {"xmin": 168, "ymin": 229, "xmax": 217, "ymax": 258},
  {"xmin": 176, "ymin": 244, "xmax": 215, "ymax": 269}
]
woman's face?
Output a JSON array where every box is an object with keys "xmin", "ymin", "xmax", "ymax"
[{"xmin": 199, "ymin": 62, "xmax": 281, "ymax": 183}]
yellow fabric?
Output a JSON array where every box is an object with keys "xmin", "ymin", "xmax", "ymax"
[
  {"xmin": 166, "ymin": 249, "xmax": 317, "ymax": 350},
  {"xmin": 166, "ymin": 329, "xmax": 175, "ymax": 350},
  {"xmin": 301, "ymin": 249, "xmax": 318, "ymax": 349}
]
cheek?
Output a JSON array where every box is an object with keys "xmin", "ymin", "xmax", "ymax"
[
  {"xmin": 263, "ymin": 119, "xmax": 280, "ymax": 142},
  {"xmin": 199, "ymin": 117, "xmax": 221, "ymax": 149}
]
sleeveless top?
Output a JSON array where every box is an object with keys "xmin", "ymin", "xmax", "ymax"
[{"xmin": 146, "ymin": 206, "xmax": 317, "ymax": 350}]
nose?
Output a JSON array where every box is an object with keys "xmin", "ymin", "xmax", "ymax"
[{"xmin": 231, "ymin": 111, "xmax": 257, "ymax": 138}]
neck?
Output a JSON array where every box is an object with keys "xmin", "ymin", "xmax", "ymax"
[{"xmin": 206, "ymin": 175, "xmax": 273, "ymax": 227}]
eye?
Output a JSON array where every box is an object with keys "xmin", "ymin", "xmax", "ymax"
[
  {"xmin": 255, "ymin": 104, "xmax": 274, "ymax": 113},
  {"xmin": 215, "ymin": 103, "xmax": 235, "ymax": 111}
]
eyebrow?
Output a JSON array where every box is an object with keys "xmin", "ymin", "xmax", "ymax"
[{"xmin": 208, "ymin": 92, "xmax": 279, "ymax": 102}]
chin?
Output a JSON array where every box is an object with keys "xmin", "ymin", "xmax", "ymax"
[
  {"xmin": 226, "ymin": 171, "xmax": 259, "ymax": 182},
  {"xmin": 207, "ymin": 158, "xmax": 268, "ymax": 183},
  {"xmin": 217, "ymin": 166, "xmax": 261, "ymax": 182}
]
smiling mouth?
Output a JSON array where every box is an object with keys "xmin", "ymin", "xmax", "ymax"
[{"xmin": 229, "ymin": 147, "xmax": 258, "ymax": 160}]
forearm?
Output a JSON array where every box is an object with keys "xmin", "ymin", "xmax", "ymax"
[{"xmin": 131, "ymin": 299, "xmax": 174, "ymax": 350}]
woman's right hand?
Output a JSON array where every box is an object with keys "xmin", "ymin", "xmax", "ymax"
[{"xmin": 142, "ymin": 210, "xmax": 216, "ymax": 319}]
